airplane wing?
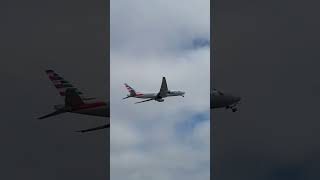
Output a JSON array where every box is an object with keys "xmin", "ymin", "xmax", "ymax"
[
  {"xmin": 134, "ymin": 98, "xmax": 154, "ymax": 104},
  {"xmin": 45, "ymin": 70, "xmax": 96, "ymax": 101},
  {"xmin": 158, "ymin": 77, "xmax": 168, "ymax": 98},
  {"xmin": 76, "ymin": 124, "xmax": 110, "ymax": 133},
  {"xmin": 38, "ymin": 109, "xmax": 66, "ymax": 119}
]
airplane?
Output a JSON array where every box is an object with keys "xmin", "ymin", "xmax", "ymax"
[
  {"xmin": 211, "ymin": 89, "xmax": 241, "ymax": 112},
  {"xmin": 38, "ymin": 70, "xmax": 109, "ymax": 133},
  {"xmin": 75, "ymin": 88, "xmax": 239, "ymax": 132},
  {"xmin": 122, "ymin": 77, "xmax": 185, "ymax": 104}
]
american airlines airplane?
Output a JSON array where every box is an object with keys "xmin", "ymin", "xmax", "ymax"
[
  {"xmin": 122, "ymin": 77, "xmax": 185, "ymax": 104},
  {"xmin": 39, "ymin": 70, "xmax": 109, "ymax": 133},
  {"xmin": 77, "ymin": 88, "xmax": 239, "ymax": 132}
]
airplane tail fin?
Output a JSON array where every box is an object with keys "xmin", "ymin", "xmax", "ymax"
[
  {"xmin": 45, "ymin": 69, "xmax": 96, "ymax": 101},
  {"xmin": 45, "ymin": 70, "xmax": 83, "ymax": 97},
  {"xmin": 45, "ymin": 70, "xmax": 87, "ymax": 107},
  {"xmin": 65, "ymin": 88, "xmax": 84, "ymax": 107},
  {"xmin": 124, "ymin": 83, "xmax": 136, "ymax": 96}
]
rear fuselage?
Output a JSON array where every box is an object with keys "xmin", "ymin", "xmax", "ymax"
[
  {"xmin": 135, "ymin": 93, "xmax": 158, "ymax": 99},
  {"xmin": 55, "ymin": 101, "xmax": 109, "ymax": 117}
]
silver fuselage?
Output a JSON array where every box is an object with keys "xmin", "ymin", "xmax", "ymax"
[{"xmin": 134, "ymin": 91, "xmax": 185, "ymax": 99}]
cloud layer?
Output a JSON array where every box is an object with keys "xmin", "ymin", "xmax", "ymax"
[{"xmin": 110, "ymin": 0, "xmax": 210, "ymax": 179}]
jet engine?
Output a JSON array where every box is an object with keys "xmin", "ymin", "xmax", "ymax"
[{"xmin": 156, "ymin": 99, "xmax": 164, "ymax": 102}]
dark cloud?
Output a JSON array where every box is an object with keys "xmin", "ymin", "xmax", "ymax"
[
  {"xmin": 0, "ymin": 0, "xmax": 109, "ymax": 179},
  {"xmin": 212, "ymin": 0, "xmax": 320, "ymax": 179}
]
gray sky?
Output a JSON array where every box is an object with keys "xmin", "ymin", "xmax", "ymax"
[
  {"xmin": 0, "ymin": 0, "xmax": 108, "ymax": 179},
  {"xmin": 213, "ymin": 0, "xmax": 320, "ymax": 179},
  {"xmin": 3, "ymin": 0, "xmax": 320, "ymax": 179},
  {"xmin": 111, "ymin": 0, "xmax": 210, "ymax": 180}
]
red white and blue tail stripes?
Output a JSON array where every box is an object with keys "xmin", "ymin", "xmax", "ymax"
[
  {"xmin": 124, "ymin": 83, "xmax": 137, "ymax": 96},
  {"xmin": 46, "ymin": 70, "xmax": 83, "ymax": 97}
]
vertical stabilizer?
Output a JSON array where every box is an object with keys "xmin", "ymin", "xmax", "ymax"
[
  {"xmin": 65, "ymin": 88, "xmax": 84, "ymax": 107},
  {"xmin": 124, "ymin": 83, "xmax": 136, "ymax": 96}
]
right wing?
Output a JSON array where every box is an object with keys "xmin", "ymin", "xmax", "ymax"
[{"xmin": 158, "ymin": 77, "xmax": 168, "ymax": 98}]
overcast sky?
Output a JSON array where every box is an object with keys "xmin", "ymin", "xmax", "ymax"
[
  {"xmin": 3, "ymin": 0, "xmax": 320, "ymax": 179},
  {"xmin": 110, "ymin": 0, "xmax": 210, "ymax": 180},
  {"xmin": 0, "ymin": 0, "xmax": 108, "ymax": 179},
  {"xmin": 213, "ymin": 0, "xmax": 320, "ymax": 179}
]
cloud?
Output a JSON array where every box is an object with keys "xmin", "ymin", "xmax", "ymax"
[
  {"xmin": 111, "ymin": 0, "xmax": 210, "ymax": 55},
  {"xmin": 110, "ymin": 0, "xmax": 210, "ymax": 179}
]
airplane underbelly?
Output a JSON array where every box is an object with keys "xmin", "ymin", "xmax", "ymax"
[
  {"xmin": 166, "ymin": 94, "xmax": 177, "ymax": 97},
  {"xmin": 136, "ymin": 94, "xmax": 155, "ymax": 98},
  {"xmin": 211, "ymin": 96, "xmax": 235, "ymax": 109}
]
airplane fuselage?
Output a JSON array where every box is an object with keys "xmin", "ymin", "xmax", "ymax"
[
  {"xmin": 73, "ymin": 105, "xmax": 109, "ymax": 117},
  {"xmin": 55, "ymin": 101, "xmax": 109, "ymax": 117},
  {"xmin": 210, "ymin": 90, "xmax": 241, "ymax": 111},
  {"xmin": 123, "ymin": 77, "xmax": 185, "ymax": 104},
  {"xmin": 134, "ymin": 91, "xmax": 185, "ymax": 99}
]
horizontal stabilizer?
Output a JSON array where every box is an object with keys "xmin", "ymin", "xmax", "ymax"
[
  {"xmin": 76, "ymin": 124, "xmax": 110, "ymax": 133},
  {"xmin": 122, "ymin": 96, "xmax": 131, "ymax": 100},
  {"xmin": 38, "ymin": 109, "xmax": 65, "ymax": 119}
]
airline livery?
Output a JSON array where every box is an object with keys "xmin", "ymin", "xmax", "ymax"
[
  {"xmin": 39, "ymin": 70, "xmax": 109, "ymax": 133},
  {"xmin": 123, "ymin": 77, "xmax": 185, "ymax": 104}
]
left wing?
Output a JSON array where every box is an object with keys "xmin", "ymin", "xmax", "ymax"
[
  {"xmin": 134, "ymin": 98, "xmax": 154, "ymax": 104},
  {"xmin": 158, "ymin": 77, "xmax": 168, "ymax": 98},
  {"xmin": 38, "ymin": 109, "xmax": 66, "ymax": 119}
]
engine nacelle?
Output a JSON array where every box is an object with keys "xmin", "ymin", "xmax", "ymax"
[{"xmin": 156, "ymin": 99, "xmax": 164, "ymax": 102}]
